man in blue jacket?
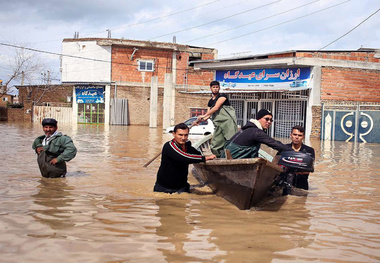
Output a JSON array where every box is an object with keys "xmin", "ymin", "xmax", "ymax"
[
  {"xmin": 32, "ymin": 118, "xmax": 77, "ymax": 178},
  {"xmin": 154, "ymin": 123, "xmax": 216, "ymax": 194}
]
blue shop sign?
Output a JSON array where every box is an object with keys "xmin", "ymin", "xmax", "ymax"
[
  {"xmin": 75, "ymin": 86, "xmax": 104, "ymax": 103},
  {"xmin": 215, "ymin": 68, "xmax": 311, "ymax": 90}
]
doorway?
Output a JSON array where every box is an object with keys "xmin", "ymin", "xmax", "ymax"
[{"xmin": 78, "ymin": 103, "xmax": 105, "ymax": 124}]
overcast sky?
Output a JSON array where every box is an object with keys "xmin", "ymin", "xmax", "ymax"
[{"xmin": 1, "ymin": 0, "xmax": 379, "ymax": 91}]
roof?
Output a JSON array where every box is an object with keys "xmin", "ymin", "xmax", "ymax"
[
  {"xmin": 191, "ymin": 48, "xmax": 380, "ymax": 64},
  {"xmin": 62, "ymin": 37, "xmax": 216, "ymax": 53}
]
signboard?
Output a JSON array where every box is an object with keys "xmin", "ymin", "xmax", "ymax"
[
  {"xmin": 215, "ymin": 68, "xmax": 311, "ymax": 90},
  {"xmin": 75, "ymin": 86, "xmax": 104, "ymax": 104}
]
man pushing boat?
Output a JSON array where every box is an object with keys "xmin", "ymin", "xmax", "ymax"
[{"xmin": 154, "ymin": 123, "xmax": 216, "ymax": 194}]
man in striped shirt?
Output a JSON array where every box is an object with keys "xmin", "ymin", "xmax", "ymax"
[{"xmin": 154, "ymin": 123, "xmax": 216, "ymax": 194}]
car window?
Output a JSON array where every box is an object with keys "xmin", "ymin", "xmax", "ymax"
[{"xmin": 184, "ymin": 117, "xmax": 197, "ymax": 126}]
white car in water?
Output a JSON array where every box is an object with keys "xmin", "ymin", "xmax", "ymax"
[{"xmin": 165, "ymin": 117, "xmax": 214, "ymax": 135}]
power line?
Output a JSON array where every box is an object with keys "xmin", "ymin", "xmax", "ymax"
[
  {"xmin": 149, "ymin": 0, "xmax": 281, "ymax": 40},
  {"xmin": 29, "ymin": 0, "xmax": 222, "ymax": 44},
  {"xmin": 0, "ymin": 42, "xmax": 212, "ymax": 73},
  {"xmin": 319, "ymin": 7, "xmax": 380, "ymax": 50},
  {"xmin": 117, "ymin": 0, "xmax": 254, "ymax": 41},
  {"xmin": 207, "ymin": 0, "xmax": 350, "ymax": 46},
  {"xmin": 186, "ymin": 0, "xmax": 319, "ymax": 43},
  {"xmin": 83, "ymin": 0, "xmax": 221, "ymax": 37}
]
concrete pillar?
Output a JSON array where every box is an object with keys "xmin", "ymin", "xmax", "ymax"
[
  {"xmin": 306, "ymin": 66, "xmax": 322, "ymax": 140},
  {"xmin": 171, "ymin": 51, "xmax": 177, "ymax": 125},
  {"xmin": 105, "ymin": 85, "xmax": 110, "ymax": 125},
  {"xmin": 149, "ymin": 76, "xmax": 158, "ymax": 128},
  {"xmin": 163, "ymin": 73, "xmax": 173, "ymax": 130},
  {"xmin": 72, "ymin": 87, "xmax": 78, "ymax": 124}
]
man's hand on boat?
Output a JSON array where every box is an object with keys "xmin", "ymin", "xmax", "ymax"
[{"xmin": 205, "ymin": 154, "xmax": 216, "ymax": 161}]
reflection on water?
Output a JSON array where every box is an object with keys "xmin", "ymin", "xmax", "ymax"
[{"xmin": 0, "ymin": 122, "xmax": 379, "ymax": 262}]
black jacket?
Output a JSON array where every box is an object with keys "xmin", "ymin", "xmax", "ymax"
[
  {"xmin": 155, "ymin": 139, "xmax": 205, "ymax": 190},
  {"xmin": 227, "ymin": 121, "xmax": 291, "ymax": 158}
]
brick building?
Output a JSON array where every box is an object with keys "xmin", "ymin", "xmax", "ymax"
[
  {"xmin": 61, "ymin": 38, "xmax": 217, "ymax": 127},
  {"xmin": 192, "ymin": 48, "xmax": 380, "ymax": 142},
  {"xmin": 15, "ymin": 84, "xmax": 74, "ymax": 123}
]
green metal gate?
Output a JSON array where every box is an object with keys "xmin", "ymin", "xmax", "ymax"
[{"xmin": 78, "ymin": 103, "xmax": 105, "ymax": 124}]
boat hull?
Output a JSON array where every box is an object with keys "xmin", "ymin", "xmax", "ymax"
[{"xmin": 193, "ymin": 158, "xmax": 283, "ymax": 210}]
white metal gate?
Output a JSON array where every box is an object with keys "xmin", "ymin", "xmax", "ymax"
[
  {"xmin": 229, "ymin": 91, "xmax": 308, "ymax": 138},
  {"xmin": 110, "ymin": 98, "xmax": 129, "ymax": 125},
  {"xmin": 33, "ymin": 106, "xmax": 73, "ymax": 124}
]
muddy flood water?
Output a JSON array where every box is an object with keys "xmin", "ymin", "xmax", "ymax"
[{"xmin": 1, "ymin": 122, "xmax": 379, "ymax": 263}]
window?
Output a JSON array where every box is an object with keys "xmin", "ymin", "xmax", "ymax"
[
  {"xmin": 2, "ymin": 97, "xmax": 8, "ymax": 102},
  {"xmin": 190, "ymin": 108, "xmax": 207, "ymax": 117},
  {"xmin": 138, "ymin": 60, "xmax": 154, "ymax": 72}
]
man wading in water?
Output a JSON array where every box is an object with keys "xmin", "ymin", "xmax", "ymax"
[
  {"xmin": 32, "ymin": 118, "xmax": 77, "ymax": 178},
  {"xmin": 194, "ymin": 80, "xmax": 238, "ymax": 157},
  {"xmin": 154, "ymin": 123, "xmax": 216, "ymax": 194}
]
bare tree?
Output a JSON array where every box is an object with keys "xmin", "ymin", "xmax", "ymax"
[{"xmin": 1, "ymin": 45, "xmax": 44, "ymax": 98}]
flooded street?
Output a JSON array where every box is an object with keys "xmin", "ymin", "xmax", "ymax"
[{"xmin": 1, "ymin": 122, "xmax": 379, "ymax": 262}]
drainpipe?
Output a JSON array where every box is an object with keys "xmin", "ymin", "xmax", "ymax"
[{"xmin": 130, "ymin": 48, "xmax": 138, "ymax": 60}]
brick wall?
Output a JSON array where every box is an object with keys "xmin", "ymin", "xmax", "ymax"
[
  {"xmin": 321, "ymin": 68, "xmax": 380, "ymax": 102},
  {"xmin": 7, "ymin": 108, "xmax": 31, "ymax": 122},
  {"xmin": 311, "ymin": 106, "xmax": 322, "ymax": 138},
  {"xmin": 111, "ymin": 46, "xmax": 215, "ymax": 87},
  {"xmin": 116, "ymin": 85, "xmax": 161, "ymax": 125},
  {"xmin": 11, "ymin": 85, "xmax": 74, "ymax": 123},
  {"xmin": 115, "ymin": 85, "xmax": 210, "ymax": 126},
  {"xmin": 175, "ymin": 92, "xmax": 210, "ymax": 122},
  {"xmin": 18, "ymin": 85, "xmax": 74, "ymax": 106},
  {"xmin": 295, "ymin": 51, "xmax": 380, "ymax": 63}
]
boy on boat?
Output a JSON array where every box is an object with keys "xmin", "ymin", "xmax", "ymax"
[{"xmin": 194, "ymin": 80, "xmax": 238, "ymax": 157}]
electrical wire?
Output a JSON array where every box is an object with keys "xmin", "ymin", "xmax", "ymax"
[
  {"xmin": 319, "ymin": 7, "xmax": 380, "ymax": 50},
  {"xmin": 0, "ymin": 42, "xmax": 214, "ymax": 73},
  {"xmin": 149, "ymin": 0, "xmax": 281, "ymax": 40},
  {"xmin": 207, "ymin": 0, "xmax": 350, "ymax": 46},
  {"xmin": 83, "ymin": 0, "xmax": 221, "ymax": 37},
  {"xmin": 186, "ymin": 0, "xmax": 319, "ymax": 43}
]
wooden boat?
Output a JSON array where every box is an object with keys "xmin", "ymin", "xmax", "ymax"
[{"xmin": 192, "ymin": 135, "xmax": 283, "ymax": 210}]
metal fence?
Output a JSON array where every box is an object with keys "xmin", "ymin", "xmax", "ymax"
[
  {"xmin": 322, "ymin": 103, "xmax": 380, "ymax": 143},
  {"xmin": 110, "ymin": 98, "xmax": 129, "ymax": 125},
  {"xmin": 33, "ymin": 106, "xmax": 73, "ymax": 124},
  {"xmin": 229, "ymin": 91, "xmax": 308, "ymax": 137}
]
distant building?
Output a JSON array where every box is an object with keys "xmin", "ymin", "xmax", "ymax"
[
  {"xmin": 61, "ymin": 38, "xmax": 217, "ymax": 126},
  {"xmin": 0, "ymin": 94, "xmax": 14, "ymax": 107}
]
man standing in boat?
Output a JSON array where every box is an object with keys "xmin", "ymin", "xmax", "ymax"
[
  {"xmin": 276, "ymin": 125, "xmax": 315, "ymax": 191},
  {"xmin": 194, "ymin": 80, "xmax": 238, "ymax": 157},
  {"xmin": 154, "ymin": 123, "xmax": 216, "ymax": 194},
  {"xmin": 223, "ymin": 109, "xmax": 291, "ymax": 159}
]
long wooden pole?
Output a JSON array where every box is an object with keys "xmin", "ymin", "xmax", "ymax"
[{"xmin": 143, "ymin": 123, "xmax": 197, "ymax": 168}]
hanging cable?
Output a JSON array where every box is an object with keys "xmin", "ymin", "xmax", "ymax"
[
  {"xmin": 319, "ymin": 7, "xmax": 380, "ymax": 50},
  {"xmin": 149, "ymin": 0, "xmax": 281, "ymax": 40},
  {"xmin": 207, "ymin": 0, "xmax": 350, "ymax": 46}
]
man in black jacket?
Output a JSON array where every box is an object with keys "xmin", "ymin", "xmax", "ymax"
[
  {"xmin": 154, "ymin": 123, "xmax": 216, "ymax": 194},
  {"xmin": 277, "ymin": 125, "xmax": 315, "ymax": 190},
  {"xmin": 223, "ymin": 109, "xmax": 291, "ymax": 159}
]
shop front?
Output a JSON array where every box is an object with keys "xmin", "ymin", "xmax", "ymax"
[
  {"xmin": 75, "ymin": 85, "xmax": 105, "ymax": 124},
  {"xmin": 215, "ymin": 68, "xmax": 312, "ymax": 138}
]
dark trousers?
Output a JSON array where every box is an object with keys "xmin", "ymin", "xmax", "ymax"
[
  {"xmin": 153, "ymin": 182, "xmax": 190, "ymax": 194},
  {"xmin": 37, "ymin": 151, "xmax": 67, "ymax": 178}
]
